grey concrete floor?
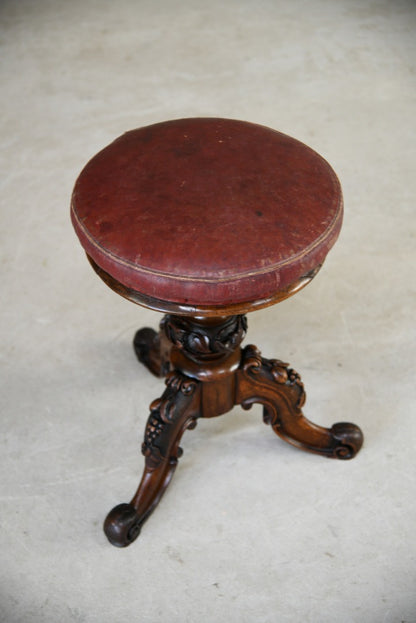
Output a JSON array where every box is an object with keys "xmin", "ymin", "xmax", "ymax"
[{"xmin": 1, "ymin": 1, "xmax": 415, "ymax": 621}]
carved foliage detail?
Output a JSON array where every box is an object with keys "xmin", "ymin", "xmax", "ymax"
[
  {"xmin": 142, "ymin": 372, "xmax": 198, "ymax": 465},
  {"xmin": 241, "ymin": 345, "xmax": 305, "ymax": 409},
  {"xmin": 162, "ymin": 314, "xmax": 247, "ymax": 362}
]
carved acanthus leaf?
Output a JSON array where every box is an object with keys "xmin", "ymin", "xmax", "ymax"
[{"xmin": 162, "ymin": 314, "xmax": 247, "ymax": 362}]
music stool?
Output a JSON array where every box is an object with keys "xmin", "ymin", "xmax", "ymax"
[{"xmin": 71, "ymin": 117, "xmax": 363, "ymax": 547}]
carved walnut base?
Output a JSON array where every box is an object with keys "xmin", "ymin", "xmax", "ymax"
[{"xmin": 104, "ymin": 314, "xmax": 363, "ymax": 547}]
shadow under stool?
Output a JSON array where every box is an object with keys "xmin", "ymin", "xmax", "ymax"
[{"xmin": 71, "ymin": 117, "xmax": 363, "ymax": 547}]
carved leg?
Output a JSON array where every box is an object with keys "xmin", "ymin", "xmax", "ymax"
[
  {"xmin": 133, "ymin": 317, "xmax": 172, "ymax": 378},
  {"xmin": 104, "ymin": 372, "xmax": 201, "ymax": 547},
  {"xmin": 236, "ymin": 345, "xmax": 363, "ymax": 459}
]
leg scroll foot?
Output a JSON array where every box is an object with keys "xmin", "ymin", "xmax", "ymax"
[
  {"xmin": 330, "ymin": 422, "xmax": 364, "ymax": 459},
  {"xmin": 133, "ymin": 325, "xmax": 171, "ymax": 378},
  {"xmin": 104, "ymin": 372, "xmax": 201, "ymax": 547},
  {"xmin": 237, "ymin": 345, "xmax": 363, "ymax": 459},
  {"xmin": 104, "ymin": 503, "xmax": 142, "ymax": 547}
]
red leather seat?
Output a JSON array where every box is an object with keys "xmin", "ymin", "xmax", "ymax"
[{"xmin": 71, "ymin": 118, "xmax": 342, "ymax": 308}]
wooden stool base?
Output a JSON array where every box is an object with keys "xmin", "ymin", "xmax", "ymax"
[{"xmin": 103, "ymin": 315, "xmax": 363, "ymax": 547}]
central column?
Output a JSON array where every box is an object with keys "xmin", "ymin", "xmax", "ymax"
[{"xmin": 162, "ymin": 314, "xmax": 248, "ymax": 418}]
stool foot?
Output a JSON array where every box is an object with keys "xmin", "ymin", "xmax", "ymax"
[
  {"xmin": 104, "ymin": 503, "xmax": 142, "ymax": 547},
  {"xmin": 104, "ymin": 371, "xmax": 201, "ymax": 547},
  {"xmin": 237, "ymin": 345, "xmax": 363, "ymax": 459},
  {"xmin": 133, "ymin": 326, "xmax": 171, "ymax": 378},
  {"xmin": 328, "ymin": 422, "xmax": 364, "ymax": 459}
]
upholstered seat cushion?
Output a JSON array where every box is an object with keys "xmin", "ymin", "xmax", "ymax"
[{"xmin": 71, "ymin": 118, "xmax": 342, "ymax": 307}]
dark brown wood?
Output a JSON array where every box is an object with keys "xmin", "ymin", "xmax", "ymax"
[
  {"xmin": 104, "ymin": 371, "xmax": 201, "ymax": 547},
  {"xmin": 104, "ymin": 314, "xmax": 363, "ymax": 547},
  {"xmin": 236, "ymin": 345, "xmax": 363, "ymax": 459},
  {"xmin": 133, "ymin": 325, "xmax": 172, "ymax": 377}
]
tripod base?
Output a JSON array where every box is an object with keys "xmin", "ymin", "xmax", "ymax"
[{"xmin": 104, "ymin": 314, "xmax": 363, "ymax": 547}]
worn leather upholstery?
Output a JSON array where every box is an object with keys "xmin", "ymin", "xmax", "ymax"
[{"xmin": 71, "ymin": 118, "xmax": 342, "ymax": 306}]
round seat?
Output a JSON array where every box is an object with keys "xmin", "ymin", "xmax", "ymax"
[{"xmin": 71, "ymin": 118, "xmax": 342, "ymax": 314}]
